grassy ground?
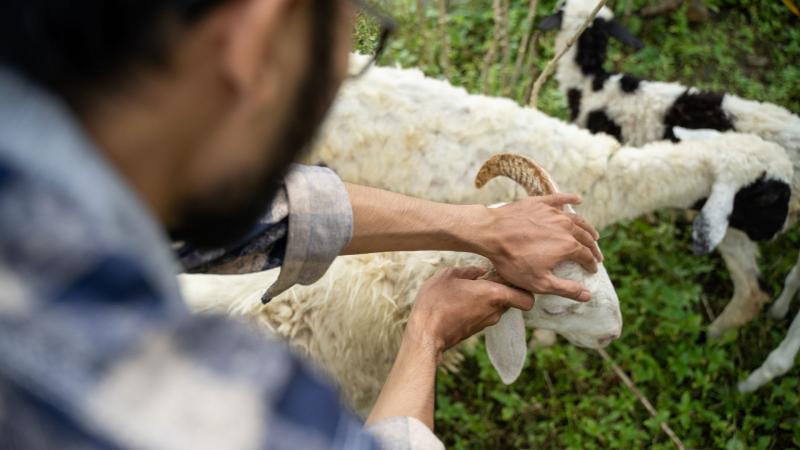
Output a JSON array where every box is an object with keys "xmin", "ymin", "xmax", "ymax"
[{"xmin": 358, "ymin": 1, "xmax": 800, "ymax": 448}]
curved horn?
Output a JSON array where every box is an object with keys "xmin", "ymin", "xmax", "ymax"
[{"xmin": 475, "ymin": 153, "xmax": 559, "ymax": 196}]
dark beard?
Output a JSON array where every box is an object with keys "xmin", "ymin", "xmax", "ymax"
[{"xmin": 170, "ymin": 1, "xmax": 338, "ymax": 249}]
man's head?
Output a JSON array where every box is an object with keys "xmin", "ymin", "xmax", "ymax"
[{"xmin": 0, "ymin": 0, "xmax": 359, "ymax": 248}]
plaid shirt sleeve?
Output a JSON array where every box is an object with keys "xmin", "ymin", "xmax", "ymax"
[
  {"xmin": 0, "ymin": 260, "xmax": 382, "ymax": 450},
  {"xmin": 0, "ymin": 154, "xmax": 380, "ymax": 450},
  {"xmin": 178, "ymin": 164, "xmax": 353, "ymax": 303}
]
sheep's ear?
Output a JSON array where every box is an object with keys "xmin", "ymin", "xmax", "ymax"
[
  {"xmin": 673, "ymin": 126, "xmax": 722, "ymax": 141},
  {"xmin": 485, "ymin": 309, "xmax": 527, "ymax": 385},
  {"xmin": 607, "ymin": 20, "xmax": 645, "ymax": 50},
  {"xmin": 692, "ymin": 183, "xmax": 736, "ymax": 255},
  {"xmin": 537, "ymin": 11, "xmax": 563, "ymax": 31}
]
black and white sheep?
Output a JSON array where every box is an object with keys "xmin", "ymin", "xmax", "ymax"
[{"xmin": 539, "ymin": 0, "xmax": 800, "ymax": 342}]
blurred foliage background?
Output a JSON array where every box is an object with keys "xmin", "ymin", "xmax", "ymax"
[{"xmin": 356, "ymin": 1, "xmax": 800, "ymax": 448}]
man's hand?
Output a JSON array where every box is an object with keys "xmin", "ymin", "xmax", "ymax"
[
  {"xmin": 468, "ymin": 194, "xmax": 602, "ymax": 302},
  {"xmin": 406, "ymin": 266, "xmax": 534, "ymax": 358},
  {"xmin": 343, "ymin": 183, "xmax": 602, "ymax": 303},
  {"xmin": 367, "ymin": 266, "xmax": 533, "ymax": 429}
]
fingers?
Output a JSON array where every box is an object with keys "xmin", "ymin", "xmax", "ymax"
[
  {"xmin": 571, "ymin": 225, "xmax": 603, "ymax": 265},
  {"xmin": 540, "ymin": 193, "xmax": 582, "ymax": 208},
  {"xmin": 447, "ymin": 266, "xmax": 489, "ymax": 280},
  {"xmin": 542, "ymin": 199, "xmax": 604, "ymax": 265},
  {"xmin": 569, "ymin": 213, "xmax": 600, "ymax": 241},
  {"xmin": 546, "ymin": 276, "xmax": 591, "ymax": 302},
  {"xmin": 571, "ymin": 244, "xmax": 599, "ymax": 273}
]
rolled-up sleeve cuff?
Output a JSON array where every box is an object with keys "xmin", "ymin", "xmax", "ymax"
[
  {"xmin": 366, "ymin": 417, "xmax": 445, "ymax": 450},
  {"xmin": 262, "ymin": 165, "xmax": 353, "ymax": 302}
]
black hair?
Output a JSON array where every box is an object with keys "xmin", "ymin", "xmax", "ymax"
[
  {"xmin": 0, "ymin": 1, "xmax": 226, "ymax": 107},
  {"xmin": 0, "ymin": 0, "xmax": 339, "ymax": 250}
]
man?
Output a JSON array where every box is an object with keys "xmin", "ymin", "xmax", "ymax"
[{"xmin": 0, "ymin": 1, "xmax": 602, "ymax": 449}]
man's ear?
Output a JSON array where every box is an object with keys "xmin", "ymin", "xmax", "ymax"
[
  {"xmin": 223, "ymin": 0, "xmax": 295, "ymax": 93},
  {"xmin": 537, "ymin": 11, "xmax": 564, "ymax": 31}
]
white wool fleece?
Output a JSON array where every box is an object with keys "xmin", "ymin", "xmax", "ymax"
[
  {"xmin": 309, "ymin": 60, "xmax": 792, "ymax": 248},
  {"xmin": 180, "ymin": 249, "xmax": 622, "ymax": 417}
]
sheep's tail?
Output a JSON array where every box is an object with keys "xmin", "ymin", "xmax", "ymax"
[{"xmin": 474, "ymin": 153, "xmax": 559, "ymax": 197}]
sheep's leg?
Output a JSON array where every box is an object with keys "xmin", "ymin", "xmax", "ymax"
[
  {"xmin": 769, "ymin": 251, "xmax": 800, "ymax": 320},
  {"xmin": 738, "ymin": 308, "xmax": 800, "ymax": 392},
  {"xmin": 708, "ymin": 230, "xmax": 768, "ymax": 338}
]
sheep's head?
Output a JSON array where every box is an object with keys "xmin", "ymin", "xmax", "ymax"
[
  {"xmin": 538, "ymin": 0, "xmax": 643, "ymax": 77},
  {"xmin": 673, "ymin": 128, "xmax": 793, "ymax": 255},
  {"xmin": 526, "ymin": 263, "xmax": 621, "ymax": 349},
  {"xmin": 475, "ymin": 154, "xmax": 622, "ymax": 384}
]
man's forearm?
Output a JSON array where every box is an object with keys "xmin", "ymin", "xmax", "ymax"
[
  {"xmin": 366, "ymin": 328, "xmax": 440, "ymax": 429},
  {"xmin": 342, "ymin": 183, "xmax": 494, "ymax": 256}
]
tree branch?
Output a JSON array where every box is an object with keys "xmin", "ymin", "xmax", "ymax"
[{"xmin": 598, "ymin": 348, "xmax": 687, "ymax": 450}]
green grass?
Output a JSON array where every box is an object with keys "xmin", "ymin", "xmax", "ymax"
[{"xmin": 358, "ymin": 1, "xmax": 800, "ymax": 447}]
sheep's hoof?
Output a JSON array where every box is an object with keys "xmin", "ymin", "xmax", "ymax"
[
  {"xmin": 529, "ymin": 329, "xmax": 558, "ymax": 349},
  {"xmin": 737, "ymin": 379, "xmax": 759, "ymax": 394}
]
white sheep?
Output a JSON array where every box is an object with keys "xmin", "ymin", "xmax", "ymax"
[
  {"xmin": 182, "ymin": 154, "xmax": 623, "ymax": 415},
  {"xmin": 541, "ymin": 0, "xmax": 800, "ymax": 340},
  {"xmin": 307, "ymin": 58, "xmax": 792, "ymax": 298}
]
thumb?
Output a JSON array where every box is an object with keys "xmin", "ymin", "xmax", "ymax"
[
  {"xmin": 477, "ymin": 281, "xmax": 535, "ymax": 311},
  {"xmin": 546, "ymin": 276, "xmax": 592, "ymax": 302},
  {"xmin": 500, "ymin": 285, "xmax": 535, "ymax": 311}
]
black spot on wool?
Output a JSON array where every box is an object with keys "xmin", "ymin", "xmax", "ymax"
[
  {"xmin": 728, "ymin": 175, "xmax": 791, "ymax": 242},
  {"xmin": 592, "ymin": 73, "xmax": 610, "ymax": 91},
  {"xmin": 576, "ymin": 18, "xmax": 612, "ymax": 92},
  {"xmin": 620, "ymin": 74, "xmax": 641, "ymax": 93},
  {"xmin": 663, "ymin": 90, "xmax": 734, "ymax": 141},
  {"xmin": 567, "ymin": 89, "xmax": 582, "ymax": 121},
  {"xmin": 586, "ymin": 109, "xmax": 623, "ymax": 142},
  {"xmin": 572, "ymin": 16, "xmax": 643, "ymax": 93}
]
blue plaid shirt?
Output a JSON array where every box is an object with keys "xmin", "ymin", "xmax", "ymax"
[{"xmin": 0, "ymin": 68, "xmax": 442, "ymax": 450}]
